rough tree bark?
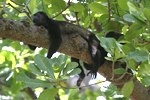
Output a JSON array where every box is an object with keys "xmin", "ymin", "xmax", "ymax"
[{"xmin": 0, "ymin": 17, "xmax": 150, "ymax": 100}]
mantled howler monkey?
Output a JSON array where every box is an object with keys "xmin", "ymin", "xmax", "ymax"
[
  {"xmin": 27, "ymin": 11, "xmax": 123, "ymax": 86},
  {"xmin": 28, "ymin": 11, "xmax": 103, "ymax": 80}
]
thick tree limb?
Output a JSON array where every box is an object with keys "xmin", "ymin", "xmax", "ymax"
[{"xmin": 0, "ymin": 17, "xmax": 150, "ymax": 100}]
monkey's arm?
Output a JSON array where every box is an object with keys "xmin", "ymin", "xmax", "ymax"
[{"xmin": 47, "ymin": 37, "xmax": 62, "ymax": 58}]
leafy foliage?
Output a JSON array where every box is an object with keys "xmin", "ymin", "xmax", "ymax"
[{"xmin": 1, "ymin": 0, "xmax": 150, "ymax": 100}]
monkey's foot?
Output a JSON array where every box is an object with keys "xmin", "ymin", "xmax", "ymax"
[{"xmin": 87, "ymin": 68, "xmax": 98, "ymax": 79}]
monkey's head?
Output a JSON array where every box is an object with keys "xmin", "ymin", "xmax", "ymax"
[{"xmin": 32, "ymin": 12, "xmax": 49, "ymax": 26}]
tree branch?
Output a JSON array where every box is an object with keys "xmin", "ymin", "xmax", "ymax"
[
  {"xmin": 0, "ymin": 17, "xmax": 150, "ymax": 100},
  {"xmin": 0, "ymin": 17, "xmax": 92, "ymax": 64}
]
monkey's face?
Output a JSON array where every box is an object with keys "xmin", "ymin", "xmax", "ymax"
[{"xmin": 32, "ymin": 12, "xmax": 48, "ymax": 26}]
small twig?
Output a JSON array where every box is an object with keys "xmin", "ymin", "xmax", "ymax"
[
  {"xmin": 25, "ymin": 0, "xmax": 30, "ymax": 11},
  {"xmin": 138, "ymin": 0, "xmax": 142, "ymax": 7},
  {"xmin": 60, "ymin": 80, "xmax": 106, "ymax": 89},
  {"xmin": 7, "ymin": 2, "xmax": 32, "ymax": 22},
  {"xmin": 7, "ymin": 3, "xmax": 21, "ymax": 13},
  {"xmin": 112, "ymin": 66, "xmax": 128, "ymax": 81},
  {"xmin": 115, "ymin": 0, "xmax": 120, "ymax": 31},
  {"xmin": 10, "ymin": 0, "xmax": 24, "ymax": 6},
  {"xmin": 10, "ymin": 0, "xmax": 31, "ymax": 14},
  {"xmin": 74, "ymin": 12, "xmax": 79, "ymax": 25},
  {"xmin": 87, "ymin": 9, "xmax": 92, "ymax": 29},
  {"xmin": 103, "ymin": 0, "xmax": 111, "ymax": 26},
  {"xmin": 101, "ymin": 23, "xmax": 105, "ymax": 36},
  {"xmin": 62, "ymin": 14, "xmax": 80, "ymax": 23},
  {"xmin": 141, "ymin": 41, "xmax": 150, "ymax": 47},
  {"xmin": 136, "ymin": 61, "xmax": 142, "ymax": 68},
  {"xmin": 110, "ymin": 61, "xmax": 115, "ymax": 80},
  {"xmin": 0, "ymin": 0, "xmax": 6, "ymax": 15},
  {"xmin": 93, "ymin": 19, "xmax": 101, "ymax": 33},
  {"xmin": 0, "ymin": 3, "xmax": 9, "ymax": 8}
]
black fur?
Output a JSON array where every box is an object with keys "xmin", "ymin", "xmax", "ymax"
[
  {"xmin": 28, "ymin": 12, "xmax": 62, "ymax": 58},
  {"xmin": 28, "ymin": 11, "xmax": 103, "ymax": 80},
  {"xmin": 28, "ymin": 12, "xmax": 124, "ymax": 86}
]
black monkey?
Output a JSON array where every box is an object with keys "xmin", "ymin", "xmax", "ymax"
[
  {"xmin": 28, "ymin": 12, "xmax": 62, "ymax": 59},
  {"xmin": 27, "ymin": 12, "xmax": 103, "ymax": 82}
]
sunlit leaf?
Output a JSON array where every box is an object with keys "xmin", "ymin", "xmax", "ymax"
[
  {"xmin": 17, "ymin": 73, "xmax": 54, "ymax": 89},
  {"xmin": 118, "ymin": 0, "xmax": 128, "ymax": 10},
  {"xmin": 69, "ymin": 3, "xmax": 85, "ymax": 12},
  {"xmin": 114, "ymin": 68, "xmax": 127, "ymax": 74},
  {"xmin": 34, "ymin": 54, "xmax": 55, "ymax": 79},
  {"xmin": 89, "ymin": 2, "xmax": 108, "ymax": 14},
  {"xmin": 138, "ymin": 64, "xmax": 150, "ymax": 77},
  {"xmin": 37, "ymin": 88, "xmax": 59, "ymax": 100},
  {"xmin": 143, "ymin": 8, "xmax": 150, "ymax": 22},
  {"xmin": 63, "ymin": 62, "xmax": 78, "ymax": 75},
  {"xmin": 121, "ymin": 81, "xmax": 134, "ymax": 97},
  {"xmin": 126, "ymin": 50, "xmax": 148, "ymax": 62}
]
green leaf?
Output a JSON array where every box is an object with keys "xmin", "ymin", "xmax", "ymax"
[
  {"xmin": 63, "ymin": 62, "xmax": 78, "ymax": 75},
  {"xmin": 100, "ymin": 37, "xmax": 117, "ymax": 55},
  {"xmin": 143, "ymin": 8, "xmax": 150, "ymax": 22},
  {"xmin": 53, "ymin": 55, "xmax": 68, "ymax": 66},
  {"xmin": 131, "ymin": 11, "xmax": 145, "ymax": 23},
  {"xmin": 43, "ymin": 0, "xmax": 51, "ymax": 4},
  {"xmin": 114, "ymin": 68, "xmax": 127, "ymax": 74},
  {"xmin": 123, "ymin": 14, "xmax": 145, "ymax": 25},
  {"xmin": 29, "ymin": 64, "xmax": 44, "ymax": 76},
  {"xmin": 124, "ymin": 23, "xmax": 144, "ymax": 40},
  {"xmin": 127, "ymin": 2, "xmax": 136, "ymax": 13},
  {"xmin": 121, "ymin": 81, "xmax": 134, "ymax": 97},
  {"xmin": 138, "ymin": 64, "xmax": 150, "ymax": 77},
  {"xmin": 141, "ymin": 76, "xmax": 150, "ymax": 86},
  {"xmin": 126, "ymin": 50, "xmax": 148, "ymax": 62},
  {"xmin": 121, "ymin": 44, "xmax": 135, "ymax": 54},
  {"xmin": 11, "ymin": 82, "xmax": 21, "ymax": 94},
  {"xmin": 105, "ymin": 57, "xmax": 113, "ymax": 61},
  {"xmin": 17, "ymin": 73, "xmax": 54, "ymax": 89},
  {"xmin": 118, "ymin": 0, "xmax": 128, "ymax": 10},
  {"xmin": 89, "ymin": 2, "xmax": 108, "ymax": 14},
  {"xmin": 10, "ymin": 41, "xmax": 22, "ymax": 51},
  {"xmin": 67, "ymin": 68, "xmax": 81, "ymax": 76},
  {"xmin": 114, "ymin": 48, "xmax": 128, "ymax": 62},
  {"xmin": 51, "ymin": 0, "xmax": 66, "ymax": 12},
  {"xmin": 126, "ymin": 58, "xmax": 136, "ymax": 70},
  {"xmin": 69, "ymin": 3, "xmax": 85, "ymax": 12},
  {"xmin": 37, "ymin": 88, "xmax": 59, "ymax": 100},
  {"xmin": 85, "ymin": 89, "xmax": 98, "ymax": 100},
  {"xmin": 34, "ymin": 54, "xmax": 55, "ymax": 79},
  {"xmin": 29, "ymin": 0, "xmax": 36, "ymax": 13}
]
